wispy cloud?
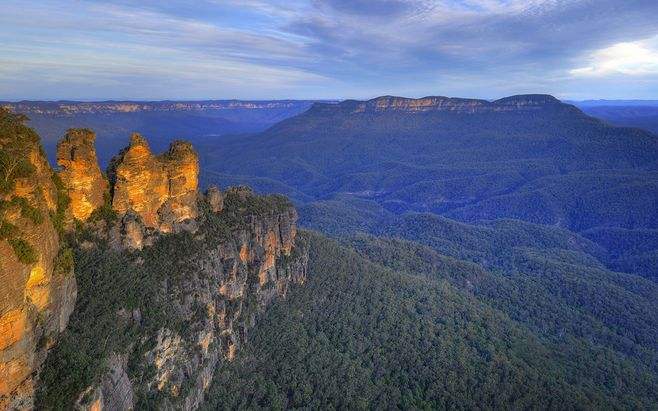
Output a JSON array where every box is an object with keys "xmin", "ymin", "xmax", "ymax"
[{"xmin": 0, "ymin": 0, "xmax": 657, "ymax": 99}]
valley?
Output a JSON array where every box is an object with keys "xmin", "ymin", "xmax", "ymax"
[{"xmin": 2, "ymin": 94, "xmax": 658, "ymax": 409}]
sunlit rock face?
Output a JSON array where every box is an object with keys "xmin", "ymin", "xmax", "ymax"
[
  {"xmin": 56, "ymin": 129, "xmax": 109, "ymax": 221},
  {"xmin": 71, "ymin": 188, "xmax": 308, "ymax": 411},
  {"xmin": 108, "ymin": 133, "xmax": 199, "ymax": 232},
  {"xmin": 108, "ymin": 133, "xmax": 169, "ymax": 228},
  {"xmin": 159, "ymin": 141, "xmax": 200, "ymax": 232},
  {"xmin": 3, "ymin": 121, "xmax": 306, "ymax": 409},
  {"xmin": 0, "ymin": 110, "xmax": 76, "ymax": 410}
]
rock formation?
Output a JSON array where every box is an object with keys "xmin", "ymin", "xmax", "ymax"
[
  {"xmin": 206, "ymin": 186, "xmax": 223, "ymax": 213},
  {"xmin": 70, "ymin": 187, "xmax": 307, "ymax": 410},
  {"xmin": 0, "ymin": 110, "xmax": 76, "ymax": 410},
  {"xmin": 2, "ymin": 119, "xmax": 308, "ymax": 410},
  {"xmin": 108, "ymin": 133, "xmax": 199, "ymax": 232},
  {"xmin": 309, "ymin": 94, "xmax": 573, "ymax": 115},
  {"xmin": 56, "ymin": 128, "xmax": 109, "ymax": 221}
]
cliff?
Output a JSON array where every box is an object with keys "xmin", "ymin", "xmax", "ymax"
[
  {"xmin": 1, "ymin": 113, "xmax": 308, "ymax": 409},
  {"xmin": 0, "ymin": 109, "xmax": 76, "ymax": 409},
  {"xmin": 56, "ymin": 129, "xmax": 108, "ymax": 221},
  {"xmin": 1, "ymin": 100, "xmax": 320, "ymax": 116},
  {"xmin": 36, "ymin": 187, "xmax": 307, "ymax": 410},
  {"xmin": 7, "ymin": 129, "xmax": 307, "ymax": 409},
  {"xmin": 108, "ymin": 133, "xmax": 199, "ymax": 232},
  {"xmin": 307, "ymin": 94, "xmax": 578, "ymax": 115}
]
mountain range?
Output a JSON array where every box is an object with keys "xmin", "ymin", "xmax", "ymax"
[
  {"xmin": 196, "ymin": 95, "xmax": 658, "ymax": 281},
  {"xmin": 2, "ymin": 94, "xmax": 658, "ymax": 409}
]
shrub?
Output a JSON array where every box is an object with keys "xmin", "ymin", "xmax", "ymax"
[{"xmin": 8, "ymin": 237, "xmax": 38, "ymax": 264}]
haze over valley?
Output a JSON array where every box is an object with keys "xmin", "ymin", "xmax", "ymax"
[{"xmin": 1, "ymin": 1, "xmax": 658, "ymax": 410}]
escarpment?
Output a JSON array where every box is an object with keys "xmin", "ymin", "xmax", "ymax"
[
  {"xmin": 108, "ymin": 133, "xmax": 199, "ymax": 232},
  {"xmin": 56, "ymin": 128, "xmax": 108, "ymax": 221},
  {"xmin": 37, "ymin": 186, "xmax": 307, "ymax": 410},
  {"xmin": 307, "ymin": 94, "xmax": 575, "ymax": 115},
  {"xmin": 19, "ymin": 127, "xmax": 307, "ymax": 409},
  {"xmin": 56, "ymin": 130, "xmax": 200, "ymax": 245},
  {"xmin": 0, "ymin": 110, "xmax": 76, "ymax": 410},
  {"xmin": 2, "ymin": 112, "xmax": 308, "ymax": 410}
]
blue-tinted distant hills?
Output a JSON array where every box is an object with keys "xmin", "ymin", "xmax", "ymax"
[
  {"xmin": 199, "ymin": 94, "xmax": 658, "ymax": 282},
  {"xmin": 7, "ymin": 95, "xmax": 658, "ymax": 283},
  {"xmin": 571, "ymin": 99, "xmax": 658, "ymax": 107},
  {"xmin": 1, "ymin": 99, "xmax": 327, "ymax": 166},
  {"xmin": 570, "ymin": 101, "xmax": 658, "ymax": 135},
  {"xmin": 8, "ymin": 95, "xmax": 658, "ymax": 408}
]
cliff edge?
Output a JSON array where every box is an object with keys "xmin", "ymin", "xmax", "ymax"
[{"xmin": 0, "ymin": 109, "xmax": 76, "ymax": 410}]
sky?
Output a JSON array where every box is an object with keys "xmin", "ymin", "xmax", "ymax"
[{"xmin": 1, "ymin": 0, "xmax": 658, "ymax": 101}]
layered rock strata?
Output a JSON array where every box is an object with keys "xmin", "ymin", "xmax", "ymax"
[
  {"xmin": 0, "ymin": 110, "xmax": 76, "ymax": 410},
  {"xmin": 309, "ymin": 94, "xmax": 575, "ymax": 115},
  {"xmin": 108, "ymin": 133, "xmax": 199, "ymax": 232},
  {"xmin": 74, "ymin": 187, "xmax": 307, "ymax": 410},
  {"xmin": 3, "ymin": 121, "xmax": 308, "ymax": 410},
  {"xmin": 56, "ymin": 128, "xmax": 108, "ymax": 221}
]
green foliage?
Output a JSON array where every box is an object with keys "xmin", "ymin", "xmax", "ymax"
[
  {"xmin": 0, "ymin": 108, "xmax": 39, "ymax": 194},
  {"xmin": 36, "ymin": 193, "xmax": 297, "ymax": 409},
  {"xmin": 0, "ymin": 219, "xmax": 18, "ymax": 239},
  {"xmin": 0, "ymin": 196, "xmax": 44, "ymax": 226},
  {"xmin": 203, "ymin": 231, "xmax": 658, "ymax": 409},
  {"xmin": 0, "ymin": 149, "xmax": 35, "ymax": 194},
  {"xmin": 50, "ymin": 172, "xmax": 71, "ymax": 235},
  {"xmin": 8, "ymin": 196, "xmax": 44, "ymax": 225},
  {"xmin": 54, "ymin": 246, "xmax": 74, "ymax": 277},
  {"xmin": 8, "ymin": 237, "xmax": 38, "ymax": 264},
  {"xmin": 199, "ymin": 101, "xmax": 658, "ymax": 280},
  {"xmin": 0, "ymin": 198, "xmax": 42, "ymax": 268},
  {"xmin": 0, "ymin": 109, "xmax": 54, "ymax": 264}
]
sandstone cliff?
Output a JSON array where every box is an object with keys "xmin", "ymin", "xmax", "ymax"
[
  {"xmin": 0, "ymin": 110, "xmax": 76, "ymax": 410},
  {"xmin": 2, "ymin": 120, "xmax": 308, "ymax": 410},
  {"xmin": 25, "ymin": 134, "xmax": 308, "ymax": 410},
  {"xmin": 1, "ymin": 100, "xmax": 316, "ymax": 116},
  {"xmin": 308, "ymin": 94, "xmax": 575, "ymax": 115},
  {"xmin": 56, "ymin": 129, "xmax": 109, "ymax": 221},
  {"xmin": 108, "ymin": 133, "xmax": 199, "ymax": 232},
  {"xmin": 37, "ymin": 186, "xmax": 307, "ymax": 410}
]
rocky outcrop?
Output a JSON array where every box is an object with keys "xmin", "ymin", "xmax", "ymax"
[
  {"xmin": 309, "ymin": 94, "xmax": 575, "ymax": 115},
  {"xmin": 56, "ymin": 128, "xmax": 109, "ymax": 221},
  {"xmin": 22, "ymin": 127, "xmax": 309, "ymax": 410},
  {"xmin": 139, "ymin": 188, "xmax": 307, "ymax": 410},
  {"xmin": 108, "ymin": 134, "xmax": 199, "ymax": 232},
  {"xmin": 0, "ymin": 109, "xmax": 76, "ymax": 409},
  {"xmin": 206, "ymin": 186, "xmax": 223, "ymax": 213},
  {"xmin": 68, "ymin": 187, "xmax": 308, "ymax": 410},
  {"xmin": 75, "ymin": 354, "xmax": 134, "ymax": 411}
]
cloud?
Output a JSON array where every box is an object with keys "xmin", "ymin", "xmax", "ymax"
[
  {"xmin": 1, "ymin": 0, "xmax": 658, "ymax": 99},
  {"xmin": 319, "ymin": 0, "xmax": 412, "ymax": 16},
  {"xmin": 570, "ymin": 37, "xmax": 658, "ymax": 77}
]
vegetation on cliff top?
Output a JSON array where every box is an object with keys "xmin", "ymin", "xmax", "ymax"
[
  {"xmin": 36, "ymin": 189, "xmax": 297, "ymax": 409},
  {"xmin": 0, "ymin": 108, "xmax": 56, "ymax": 263}
]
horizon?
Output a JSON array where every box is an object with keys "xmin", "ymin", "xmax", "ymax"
[{"xmin": 3, "ymin": 95, "xmax": 658, "ymax": 104}]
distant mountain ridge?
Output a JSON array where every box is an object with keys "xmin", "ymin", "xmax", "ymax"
[
  {"xmin": 4, "ymin": 95, "xmax": 658, "ymax": 409},
  {"xmin": 4, "ymin": 99, "xmax": 328, "ymax": 168},
  {"xmin": 1, "ymin": 100, "xmax": 329, "ymax": 116},
  {"xmin": 572, "ymin": 99, "xmax": 658, "ymax": 107},
  {"xmin": 310, "ymin": 94, "xmax": 570, "ymax": 114},
  {"xmin": 202, "ymin": 93, "xmax": 658, "ymax": 282}
]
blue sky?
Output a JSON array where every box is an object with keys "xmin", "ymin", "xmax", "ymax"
[{"xmin": 1, "ymin": 0, "xmax": 658, "ymax": 100}]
